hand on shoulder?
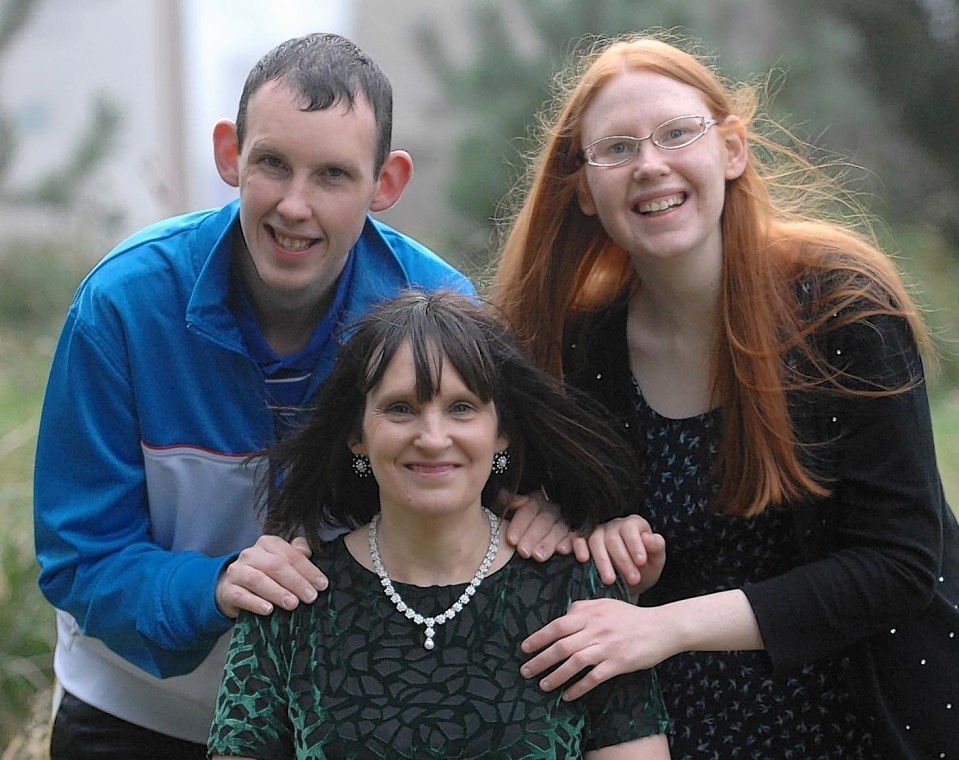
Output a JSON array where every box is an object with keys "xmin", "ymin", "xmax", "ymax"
[{"xmin": 215, "ymin": 535, "xmax": 328, "ymax": 618}]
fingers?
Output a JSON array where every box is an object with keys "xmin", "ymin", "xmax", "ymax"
[
  {"xmin": 586, "ymin": 515, "xmax": 662, "ymax": 586},
  {"xmin": 505, "ymin": 491, "xmax": 571, "ymax": 561},
  {"xmin": 531, "ymin": 521, "xmax": 576, "ymax": 562},
  {"xmin": 571, "ymin": 534, "xmax": 591, "ymax": 563},
  {"xmin": 606, "ymin": 517, "xmax": 651, "ymax": 587},
  {"xmin": 634, "ymin": 531, "xmax": 666, "ymax": 593},
  {"xmin": 586, "ymin": 525, "xmax": 618, "ymax": 585},
  {"xmin": 520, "ymin": 613, "xmax": 586, "ymax": 678},
  {"xmin": 519, "ymin": 628, "xmax": 579, "ymax": 691},
  {"xmin": 291, "ymin": 536, "xmax": 313, "ymax": 556},
  {"xmin": 602, "ymin": 530, "xmax": 640, "ymax": 586},
  {"xmin": 535, "ymin": 643, "xmax": 602, "ymax": 697},
  {"xmin": 519, "ymin": 601, "xmax": 621, "ymax": 701},
  {"xmin": 641, "ymin": 530, "xmax": 666, "ymax": 564},
  {"xmin": 215, "ymin": 583, "xmax": 274, "ymax": 619},
  {"xmin": 555, "ymin": 659, "xmax": 618, "ymax": 702},
  {"xmin": 521, "ymin": 599, "xmax": 648, "ymax": 701},
  {"xmin": 504, "ymin": 494, "xmax": 536, "ymax": 548},
  {"xmin": 215, "ymin": 535, "xmax": 328, "ymax": 619}
]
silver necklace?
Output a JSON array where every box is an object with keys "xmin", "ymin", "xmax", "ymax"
[{"xmin": 368, "ymin": 507, "xmax": 500, "ymax": 651}]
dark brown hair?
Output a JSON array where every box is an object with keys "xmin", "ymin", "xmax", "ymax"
[
  {"xmin": 236, "ymin": 32, "xmax": 393, "ymax": 173},
  {"xmin": 263, "ymin": 290, "xmax": 640, "ymax": 547}
]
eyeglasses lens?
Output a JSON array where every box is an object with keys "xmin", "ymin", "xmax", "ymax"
[
  {"xmin": 653, "ymin": 116, "xmax": 707, "ymax": 149},
  {"xmin": 586, "ymin": 116, "xmax": 708, "ymax": 166}
]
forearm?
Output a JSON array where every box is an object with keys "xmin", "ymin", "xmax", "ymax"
[
  {"xmin": 658, "ymin": 589, "xmax": 764, "ymax": 654},
  {"xmin": 35, "ymin": 321, "xmax": 244, "ymax": 674},
  {"xmin": 39, "ymin": 534, "xmax": 234, "ymax": 675},
  {"xmin": 587, "ymin": 734, "xmax": 670, "ymax": 759},
  {"xmin": 747, "ymin": 320, "xmax": 947, "ymax": 671},
  {"xmin": 36, "ymin": 451, "xmax": 233, "ymax": 673}
]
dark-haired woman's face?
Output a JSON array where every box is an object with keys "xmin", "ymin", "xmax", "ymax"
[{"xmin": 350, "ymin": 342, "xmax": 509, "ymax": 519}]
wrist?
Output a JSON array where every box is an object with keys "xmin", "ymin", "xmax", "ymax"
[
  {"xmin": 659, "ymin": 590, "xmax": 763, "ymax": 654},
  {"xmin": 656, "ymin": 599, "xmax": 698, "ymax": 656}
]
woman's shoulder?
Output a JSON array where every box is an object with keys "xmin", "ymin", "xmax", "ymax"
[
  {"xmin": 310, "ymin": 534, "xmax": 369, "ymax": 584},
  {"xmin": 509, "ymin": 553, "xmax": 627, "ymax": 603},
  {"xmin": 564, "ymin": 299, "xmax": 629, "ymax": 351},
  {"xmin": 787, "ymin": 263, "xmax": 921, "ymax": 365},
  {"xmin": 562, "ymin": 299, "xmax": 630, "ymax": 393}
]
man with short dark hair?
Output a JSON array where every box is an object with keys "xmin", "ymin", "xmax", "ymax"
[{"xmin": 34, "ymin": 32, "xmax": 474, "ymax": 758}]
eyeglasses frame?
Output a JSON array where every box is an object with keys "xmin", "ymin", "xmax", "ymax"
[{"xmin": 582, "ymin": 114, "xmax": 718, "ymax": 168}]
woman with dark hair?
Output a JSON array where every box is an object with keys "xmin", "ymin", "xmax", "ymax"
[
  {"xmin": 493, "ymin": 31, "xmax": 958, "ymax": 760},
  {"xmin": 208, "ymin": 290, "xmax": 672, "ymax": 759}
]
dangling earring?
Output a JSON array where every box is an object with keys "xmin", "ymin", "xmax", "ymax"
[
  {"xmin": 491, "ymin": 450, "xmax": 510, "ymax": 475},
  {"xmin": 351, "ymin": 452, "xmax": 372, "ymax": 479}
]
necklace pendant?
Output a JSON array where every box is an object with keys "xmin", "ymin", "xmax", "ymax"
[{"xmin": 424, "ymin": 637, "xmax": 435, "ymax": 651}]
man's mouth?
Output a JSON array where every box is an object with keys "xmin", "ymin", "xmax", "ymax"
[{"xmin": 268, "ymin": 225, "xmax": 318, "ymax": 252}]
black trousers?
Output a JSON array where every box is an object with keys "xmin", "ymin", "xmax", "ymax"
[{"xmin": 50, "ymin": 690, "xmax": 208, "ymax": 760}]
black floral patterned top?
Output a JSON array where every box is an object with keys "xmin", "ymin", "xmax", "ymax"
[
  {"xmin": 208, "ymin": 538, "xmax": 671, "ymax": 759},
  {"xmin": 629, "ymin": 379, "xmax": 875, "ymax": 759}
]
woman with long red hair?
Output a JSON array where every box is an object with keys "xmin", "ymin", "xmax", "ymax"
[{"xmin": 495, "ymin": 31, "xmax": 958, "ymax": 760}]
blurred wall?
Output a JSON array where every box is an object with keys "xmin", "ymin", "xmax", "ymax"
[
  {"xmin": 351, "ymin": 0, "xmax": 471, "ymax": 251},
  {"xmin": 0, "ymin": 0, "xmax": 466, "ymax": 251},
  {"xmin": 1, "ymin": 0, "xmax": 177, "ymax": 239}
]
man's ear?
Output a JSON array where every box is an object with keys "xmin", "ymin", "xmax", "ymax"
[
  {"xmin": 721, "ymin": 115, "xmax": 748, "ymax": 181},
  {"xmin": 369, "ymin": 150, "xmax": 414, "ymax": 212},
  {"xmin": 212, "ymin": 120, "xmax": 241, "ymax": 188}
]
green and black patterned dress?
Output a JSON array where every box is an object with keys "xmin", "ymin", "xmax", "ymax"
[{"xmin": 209, "ymin": 538, "xmax": 671, "ymax": 759}]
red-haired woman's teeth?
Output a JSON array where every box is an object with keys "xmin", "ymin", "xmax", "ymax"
[{"xmin": 637, "ymin": 194, "xmax": 685, "ymax": 214}]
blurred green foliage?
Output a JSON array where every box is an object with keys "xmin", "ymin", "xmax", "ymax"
[
  {"xmin": 0, "ymin": 242, "xmax": 84, "ymax": 331},
  {"xmin": 416, "ymin": 0, "xmax": 718, "ymax": 260},
  {"xmin": 0, "ymin": 337, "xmax": 56, "ymax": 754},
  {"xmin": 0, "ymin": 244, "xmax": 87, "ymax": 753}
]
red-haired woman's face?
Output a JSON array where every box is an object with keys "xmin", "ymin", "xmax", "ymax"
[{"xmin": 576, "ymin": 70, "xmax": 746, "ymax": 272}]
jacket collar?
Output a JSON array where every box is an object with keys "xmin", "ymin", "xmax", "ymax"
[{"xmin": 185, "ymin": 201, "xmax": 411, "ymax": 360}]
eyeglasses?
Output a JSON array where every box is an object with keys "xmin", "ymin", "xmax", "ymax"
[{"xmin": 583, "ymin": 115, "xmax": 717, "ymax": 168}]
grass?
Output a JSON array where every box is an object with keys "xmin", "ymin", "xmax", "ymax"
[
  {"xmin": 0, "ymin": 332, "xmax": 57, "ymax": 754},
  {"xmin": 931, "ymin": 386, "xmax": 959, "ymax": 506},
  {"xmin": 0, "ymin": 239, "xmax": 82, "ymax": 756}
]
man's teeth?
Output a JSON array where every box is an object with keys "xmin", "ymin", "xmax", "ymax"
[
  {"xmin": 637, "ymin": 194, "xmax": 684, "ymax": 214},
  {"xmin": 275, "ymin": 233, "xmax": 312, "ymax": 251}
]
